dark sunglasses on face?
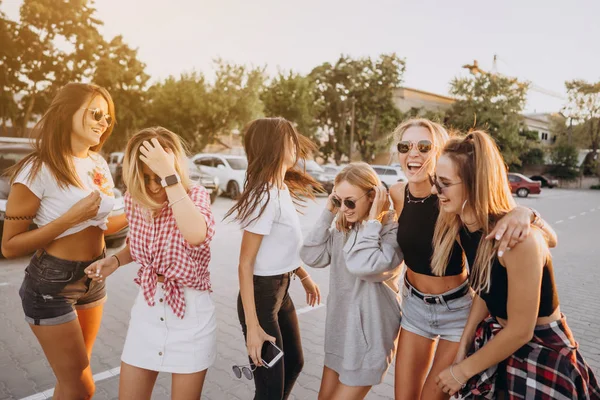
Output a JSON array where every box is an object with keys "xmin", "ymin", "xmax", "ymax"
[
  {"xmin": 82, "ymin": 108, "xmax": 113, "ymax": 126},
  {"xmin": 232, "ymin": 363, "xmax": 257, "ymax": 380},
  {"xmin": 397, "ymin": 140, "xmax": 433, "ymax": 154},
  {"xmin": 144, "ymin": 175, "xmax": 162, "ymax": 186},
  {"xmin": 331, "ymin": 189, "xmax": 373, "ymax": 210},
  {"xmin": 429, "ymin": 174, "xmax": 462, "ymax": 194}
]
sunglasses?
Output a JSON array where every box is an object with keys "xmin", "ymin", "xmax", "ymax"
[
  {"xmin": 429, "ymin": 174, "xmax": 462, "ymax": 194},
  {"xmin": 144, "ymin": 175, "xmax": 162, "ymax": 186},
  {"xmin": 81, "ymin": 108, "xmax": 113, "ymax": 126},
  {"xmin": 397, "ymin": 140, "xmax": 433, "ymax": 154},
  {"xmin": 232, "ymin": 363, "xmax": 257, "ymax": 380},
  {"xmin": 331, "ymin": 189, "xmax": 372, "ymax": 210}
]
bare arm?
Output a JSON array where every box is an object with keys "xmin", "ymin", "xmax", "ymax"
[
  {"xmin": 453, "ymin": 232, "xmax": 545, "ymax": 384},
  {"xmin": 165, "ymin": 184, "xmax": 209, "ymax": 246},
  {"xmin": 452, "ymin": 294, "xmax": 490, "ymax": 364},
  {"xmin": 239, "ymin": 231, "xmax": 276, "ymax": 367},
  {"xmin": 2, "ymin": 184, "xmax": 101, "ymax": 258},
  {"xmin": 105, "ymin": 213, "xmax": 128, "ymax": 235}
]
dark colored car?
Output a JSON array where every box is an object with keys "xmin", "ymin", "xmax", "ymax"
[
  {"xmin": 1, "ymin": 143, "xmax": 128, "ymax": 258},
  {"xmin": 529, "ymin": 175, "xmax": 558, "ymax": 189},
  {"xmin": 508, "ymin": 173, "xmax": 542, "ymax": 198}
]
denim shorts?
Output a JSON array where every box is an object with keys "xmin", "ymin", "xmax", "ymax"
[
  {"xmin": 400, "ymin": 277, "xmax": 474, "ymax": 342},
  {"xmin": 18, "ymin": 249, "xmax": 107, "ymax": 326}
]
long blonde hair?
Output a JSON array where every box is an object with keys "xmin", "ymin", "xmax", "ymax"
[
  {"xmin": 431, "ymin": 130, "xmax": 516, "ymax": 293},
  {"xmin": 334, "ymin": 162, "xmax": 382, "ymax": 233},
  {"xmin": 122, "ymin": 127, "xmax": 192, "ymax": 210}
]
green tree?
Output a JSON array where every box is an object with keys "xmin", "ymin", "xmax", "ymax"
[
  {"xmin": 93, "ymin": 35, "xmax": 150, "ymax": 152},
  {"xmin": 310, "ymin": 53, "xmax": 405, "ymax": 163},
  {"xmin": 13, "ymin": 0, "xmax": 104, "ymax": 135},
  {"xmin": 261, "ymin": 70, "xmax": 319, "ymax": 140},
  {"xmin": 146, "ymin": 61, "xmax": 265, "ymax": 152},
  {"xmin": 445, "ymin": 72, "xmax": 530, "ymax": 167},
  {"xmin": 564, "ymin": 80, "xmax": 600, "ymax": 175},
  {"xmin": 548, "ymin": 143, "xmax": 580, "ymax": 181},
  {"xmin": 0, "ymin": 3, "xmax": 21, "ymax": 135}
]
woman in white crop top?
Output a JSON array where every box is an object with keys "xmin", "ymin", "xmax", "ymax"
[
  {"xmin": 225, "ymin": 118, "xmax": 322, "ymax": 400},
  {"xmin": 1, "ymin": 83, "xmax": 128, "ymax": 399}
]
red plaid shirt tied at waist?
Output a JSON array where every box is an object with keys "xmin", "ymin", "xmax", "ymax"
[{"xmin": 124, "ymin": 185, "xmax": 215, "ymax": 319}]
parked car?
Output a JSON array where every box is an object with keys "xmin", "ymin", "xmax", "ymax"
[
  {"xmin": 296, "ymin": 159, "xmax": 334, "ymax": 193},
  {"xmin": 529, "ymin": 175, "xmax": 558, "ymax": 188},
  {"xmin": 371, "ymin": 165, "xmax": 407, "ymax": 189},
  {"xmin": 188, "ymin": 160, "xmax": 219, "ymax": 203},
  {"xmin": 508, "ymin": 173, "xmax": 541, "ymax": 198},
  {"xmin": 0, "ymin": 143, "xmax": 128, "ymax": 258},
  {"xmin": 190, "ymin": 154, "xmax": 247, "ymax": 199},
  {"xmin": 107, "ymin": 151, "xmax": 125, "ymax": 189}
]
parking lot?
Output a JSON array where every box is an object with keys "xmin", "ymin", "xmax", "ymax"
[{"xmin": 1, "ymin": 188, "xmax": 599, "ymax": 399}]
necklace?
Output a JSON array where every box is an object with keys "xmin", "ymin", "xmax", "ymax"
[{"xmin": 406, "ymin": 188, "xmax": 432, "ymax": 204}]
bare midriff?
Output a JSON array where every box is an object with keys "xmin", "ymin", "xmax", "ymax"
[
  {"xmin": 496, "ymin": 306, "xmax": 561, "ymax": 328},
  {"xmin": 44, "ymin": 226, "xmax": 105, "ymax": 261},
  {"xmin": 405, "ymin": 267, "xmax": 469, "ymax": 295}
]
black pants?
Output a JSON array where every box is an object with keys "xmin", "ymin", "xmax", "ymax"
[{"xmin": 237, "ymin": 273, "xmax": 304, "ymax": 400}]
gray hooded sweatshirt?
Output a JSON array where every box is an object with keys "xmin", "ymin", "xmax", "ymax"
[{"xmin": 300, "ymin": 209, "xmax": 403, "ymax": 386}]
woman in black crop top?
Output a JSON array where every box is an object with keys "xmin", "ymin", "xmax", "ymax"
[
  {"xmin": 431, "ymin": 131, "xmax": 599, "ymax": 398},
  {"xmin": 390, "ymin": 119, "xmax": 557, "ymax": 400}
]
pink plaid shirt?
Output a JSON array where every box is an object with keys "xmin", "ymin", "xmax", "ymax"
[{"xmin": 124, "ymin": 185, "xmax": 215, "ymax": 319}]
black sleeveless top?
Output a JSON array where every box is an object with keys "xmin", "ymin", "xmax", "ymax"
[
  {"xmin": 459, "ymin": 226, "xmax": 559, "ymax": 319},
  {"xmin": 396, "ymin": 186, "xmax": 464, "ymax": 276}
]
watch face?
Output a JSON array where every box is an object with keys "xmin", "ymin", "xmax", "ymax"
[{"xmin": 165, "ymin": 174, "xmax": 179, "ymax": 186}]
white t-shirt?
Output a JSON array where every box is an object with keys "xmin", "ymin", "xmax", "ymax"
[
  {"xmin": 13, "ymin": 153, "xmax": 116, "ymax": 239},
  {"xmin": 243, "ymin": 186, "xmax": 303, "ymax": 276}
]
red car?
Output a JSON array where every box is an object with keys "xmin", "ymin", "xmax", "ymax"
[{"xmin": 508, "ymin": 173, "xmax": 541, "ymax": 198}]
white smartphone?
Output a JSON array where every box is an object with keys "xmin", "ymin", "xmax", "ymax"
[{"xmin": 261, "ymin": 341, "xmax": 284, "ymax": 368}]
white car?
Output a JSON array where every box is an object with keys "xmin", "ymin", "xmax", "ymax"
[
  {"xmin": 371, "ymin": 165, "xmax": 407, "ymax": 189},
  {"xmin": 190, "ymin": 153, "xmax": 247, "ymax": 199}
]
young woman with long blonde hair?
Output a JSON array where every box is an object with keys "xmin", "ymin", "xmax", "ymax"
[
  {"xmin": 301, "ymin": 162, "xmax": 402, "ymax": 400},
  {"xmin": 390, "ymin": 118, "xmax": 557, "ymax": 400},
  {"xmin": 431, "ymin": 131, "xmax": 600, "ymax": 399},
  {"xmin": 226, "ymin": 117, "xmax": 322, "ymax": 400},
  {"xmin": 84, "ymin": 127, "xmax": 217, "ymax": 399},
  {"xmin": 2, "ymin": 83, "xmax": 127, "ymax": 399}
]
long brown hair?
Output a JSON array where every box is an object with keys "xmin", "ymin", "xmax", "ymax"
[
  {"xmin": 9, "ymin": 83, "xmax": 116, "ymax": 188},
  {"xmin": 225, "ymin": 117, "xmax": 321, "ymax": 226},
  {"xmin": 431, "ymin": 130, "xmax": 516, "ymax": 293},
  {"xmin": 122, "ymin": 127, "xmax": 192, "ymax": 211},
  {"xmin": 333, "ymin": 162, "xmax": 382, "ymax": 233}
]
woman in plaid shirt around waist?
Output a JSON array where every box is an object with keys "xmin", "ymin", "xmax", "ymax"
[
  {"xmin": 430, "ymin": 131, "xmax": 600, "ymax": 399},
  {"xmin": 85, "ymin": 127, "xmax": 217, "ymax": 400}
]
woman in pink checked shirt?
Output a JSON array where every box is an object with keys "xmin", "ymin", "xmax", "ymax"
[{"xmin": 84, "ymin": 127, "xmax": 216, "ymax": 400}]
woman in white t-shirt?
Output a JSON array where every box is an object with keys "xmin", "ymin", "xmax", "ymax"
[
  {"xmin": 1, "ymin": 83, "xmax": 128, "ymax": 399},
  {"xmin": 225, "ymin": 117, "xmax": 322, "ymax": 400}
]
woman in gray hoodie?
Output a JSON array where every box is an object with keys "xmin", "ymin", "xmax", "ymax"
[{"xmin": 300, "ymin": 162, "xmax": 403, "ymax": 400}]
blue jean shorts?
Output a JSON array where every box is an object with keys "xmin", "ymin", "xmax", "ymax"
[
  {"xmin": 400, "ymin": 277, "xmax": 473, "ymax": 342},
  {"xmin": 18, "ymin": 249, "xmax": 107, "ymax": 326}
]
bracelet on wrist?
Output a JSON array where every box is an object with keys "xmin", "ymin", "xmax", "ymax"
[
  {"xmin": 300, "ymin": 275, "xmax": 310, "ymax": 282},
  {"xmin": 111, "ymin": 254, "xmax": 121, "ymax": 268}
]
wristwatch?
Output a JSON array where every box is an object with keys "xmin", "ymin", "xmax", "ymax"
[{"xmin": 160, "ymin": 173, "xmax": 181, "ymax": 188}]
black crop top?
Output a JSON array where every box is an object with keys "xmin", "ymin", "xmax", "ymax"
[
  {"xmin": 396, "ymin": 186, "xmax": 464, "ymax": 276},
  {"xmin": 459, "ymin": 226, "xmax": 559, "ymax": 319}
]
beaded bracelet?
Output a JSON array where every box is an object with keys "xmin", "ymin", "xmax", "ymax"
[{"xmin": 4, "ymin": 215, "xmax": 36, "ymax": 221}]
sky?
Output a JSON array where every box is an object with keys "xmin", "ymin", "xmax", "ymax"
[{"xmin": 3, "ymin": 0, "xmax": 599, "ymax": 113}]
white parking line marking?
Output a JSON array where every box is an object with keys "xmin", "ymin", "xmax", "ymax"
[
  {"xmin": 296, "ymin": 303, "xmax": 325, "ymax": 315},
  {"xmin": 568, "ymin": 216, "xmax": 576, "ymax": 220},
  {"xmin": 555, "ymin": 220, "xmax": 563, "ymax": 224},
  {"xmin": 591, "ymin": 208, "xmax": 596, "ymax": 212},
  {"xmin": 19, "ymin": 367, "xmax": 121, "ymax": 400},
  {"xmin": 0, "ymin": 282, "xmax": 9, "ymax": 287},
  {"xmin": 581, "ymin": 212, "xmax": 587, "ymax": 216}
]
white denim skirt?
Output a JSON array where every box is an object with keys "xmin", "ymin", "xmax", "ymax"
[{"xmin": 121, "ymin": 285, "xmax": 217, "ymax": 373}]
